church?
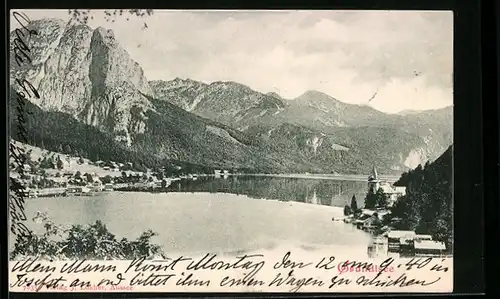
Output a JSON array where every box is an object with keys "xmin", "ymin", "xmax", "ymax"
[{"xmin": 367, "ymin": 166, "xmax": 406, "ymax": 207}]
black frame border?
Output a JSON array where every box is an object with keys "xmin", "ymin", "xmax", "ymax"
[{"xmin": 3, "ymin": 0, "xmax": 490, "ymax": 297}]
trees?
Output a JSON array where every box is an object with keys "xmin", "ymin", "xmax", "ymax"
[
  {"xmin": 364, "ymin": 185, "xmax": 377, "ymax": 209},
  {"xmin": 350, "ymin": 194, "xmax": 358, "ymax": 211},
  {"xmin": 101, "ymin": 175, "xmax": 113, "ymax": 184},
  {"xmin": 11, "ymin": 212, "xmax": 163, "ymax": 260},
  {"xmin": 68, "ymin": 9, "xmax": 154, "ymax": 25},
  {"xmin": 161, "ymin": 179, "xmax": 167, "ymax": 189},
  {"xmin": 56, "ymin": 156, "xmax": 64, "ymax": 170},
  {"xmin": 39, "ymin": 156, "xmax": 53, "ymax": 169},
  {"xmin": 390, "ymin": 146, "xmax": 452, "ymax": 247},
  {"xmin": 375, "ymin": 187, "xmax": 389, "ymax": 209},
  {"xmin": 64, "ymin": 144, "xmax": 72, "ymax": 154},
  {"xmin": 343, "ymin": 205, "xmax": 352, "ymax": 216},
  {"xmin": 85, "ymin": 173, "xmax": 93, "ymax": 183}
]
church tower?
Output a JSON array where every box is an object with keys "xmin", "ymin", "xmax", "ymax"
[{"xmin": 367, "ymin": 165, "xmax": 380, "ymax": 193}]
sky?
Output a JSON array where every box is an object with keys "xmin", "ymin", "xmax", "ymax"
[{"xmin": 11, "ymin": 9, "xmax": 453, "ymax": 114}]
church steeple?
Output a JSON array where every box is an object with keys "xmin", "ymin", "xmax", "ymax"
[
  {"xmin": 367, "ymin": 165, "xmax": 380, "ymax": 194},
  {"xmin": 372, "ymin": 166, "xmax": 378, "ymax": 180}
]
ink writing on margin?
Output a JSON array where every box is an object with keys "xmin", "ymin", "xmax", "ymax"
[{"xmin": 9, "ymin": 11, "xmax": 39, "ymax": 237}]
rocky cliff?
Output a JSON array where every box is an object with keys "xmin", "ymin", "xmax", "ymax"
[{"xmin": 10, "ymin": 19, "xmax": 152, "ymax": 146}]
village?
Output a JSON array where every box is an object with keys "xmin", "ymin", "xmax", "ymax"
[
  {"xmin": 10, "ymin": 141, "xmax": 449, "ymax": 258},
  {"xmin": 337, "ymin": 167, "xmax": 449, "ymax": 258},
  {"xmin": 9, "ymin": 141, "xmax": 230, "ymax": 198}
]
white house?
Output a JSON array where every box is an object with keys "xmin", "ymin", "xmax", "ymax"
[
  {"xmin": 367, "ymin": 166, "xmax": 406, "ymax": 207},
  {"xmin": 378, "ymin": 183, "xmax": 407, "ymax": 207},
  {"xmin": 414, "ymin": 240, "xmax": 447, "ymax": 256}
]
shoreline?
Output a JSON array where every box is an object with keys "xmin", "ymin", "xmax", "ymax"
[
  {"xmin": 24, "ymin": 173, "xmax": 400, "ymax": 199},
  {"xmin": 236, "ymin": 173, "xmax": 400, "ymax": 182}
]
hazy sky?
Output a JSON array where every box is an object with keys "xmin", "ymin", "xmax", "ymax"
[{"xmin": 11, "ymin": 10, "xmax": 453, "ymax": 113}]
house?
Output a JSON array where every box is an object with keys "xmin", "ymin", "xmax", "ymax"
[
  {"xmin": 361, "ymin": 209, "xmax": 376, "ymax": 217},
  {"xmin": 390, "ymin": 217, "xmax": 403, "ymax": 224},
  {"xmin": 415, "ymin": 234, "xmax": 433, "ymax": 241},
  {"xmin": 354, "ymin": 214, "xmax": 372, "ymax": 229},
  {"xmin": 414, "ymin": 240, "xmax": 447, "ymax": 256},
  {"xmin": 387, "ymin": 230, "xmax": 416, "ymax": 250},
  {"xmin": 90, "ymin": 179, "xmax": 103, "ymax": 191},
  {"xmin": 394, "ymin": 186, "xmax": 406, "ymax": 196},
  {"xmin": 367, "ymin": 167, "xmax": 406, "ymax": 207},
  {"xmin": 103, "ymin": 183, "xmax": 114, "ymax": 191},
  {"xmin": 51, "ymin": 176, "xmax": 68, "ymax": 187},
  {"xmin": 378, "ymin": 184, "xmax": 398, "ymax": 207},
  {"xmin": 362, "ymin": 216, "xmax": 379, "ymax": 231},
  {"xmin": 65, "ymin": 186, "xmax": 90, "ymax": 196}
]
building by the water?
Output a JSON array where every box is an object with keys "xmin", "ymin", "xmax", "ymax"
[
  {"xmin": 367, "ymin": 166, "xmax": 381, "ymax": 192},
  {"xmin": 367, "ymin": 166, "xmax": 406, "ymax": 207}
]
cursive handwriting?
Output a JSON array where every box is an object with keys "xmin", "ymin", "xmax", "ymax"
[
  {"xmin": 356, "ymin": 272, "xmax": 441, "ymax": 287},
  {"xmin": 125, "ymin": 256, "xmax": 190, "ymax": 273},
  {"xmin": 274, "ymin": 252, "xmax": 313, "ymax": 270},
  {"xmin": 185, "ymin": 253, "xmax": 265, "ymax": 278},
  {"xmin": 11, "ymin": 12, "xmax": 38, "ymax": 66},
  {"xmin": 9, "ymin": 253, "xmax": 451, "ymax": 292},
  {"xmin": 268, "ymin": 269, "xmax": 324, "ymax": 292},
  {"xmin": 10, "ymin": 273, "xmax": 67, "ymax": 292},
  {"xmin": 60, "ymin": 260, "xmax": 117, "ymax": 274},
  {"xmin": 12, "ymin": 258, "xmax": 57, "ymax": 273},
  {"xmin": 9, "ymin": 11, "xmax": 39, "ymax": 238}
]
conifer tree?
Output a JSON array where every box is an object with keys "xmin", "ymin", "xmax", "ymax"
[{"xmin": 351, "ymin": 194, "xmax": 358, "ymax": 211}]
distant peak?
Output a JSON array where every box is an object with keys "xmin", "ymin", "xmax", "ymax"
[
  {"xmin": 210, "ymin": 80, "xmax": 251, "ymax": 90},
  {"xmin": 296, "ymin": 90, "xmax": 337, "ymax": 101}
]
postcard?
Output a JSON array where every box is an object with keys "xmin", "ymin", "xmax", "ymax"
[{"xmin": 8, "ymin": 9, "xmax": 453, "ymax": 293}]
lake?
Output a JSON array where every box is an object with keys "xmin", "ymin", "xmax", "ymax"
[{"xmin": 10, "ymin": 175, "xmax": 375, "ymax": 258}]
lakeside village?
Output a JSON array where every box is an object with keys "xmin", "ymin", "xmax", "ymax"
[
  {"xmin": 336, "ymin": 167, "xmax": 450, "ymax": 258},
  {"xmin": 10, "ymin": 142, "xmax": 449, "ymax": 258},
  {"xmin": 9, "ymin": 143, "xmax": 231, "ymax": 198}
]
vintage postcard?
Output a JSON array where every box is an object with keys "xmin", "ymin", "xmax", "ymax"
[{"xmin": 8, "ymin": 9, "xmax": 453, "ymax": 293}]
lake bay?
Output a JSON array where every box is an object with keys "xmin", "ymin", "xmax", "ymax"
[{"xmin": 11, "ymin": 176, "xmax": 373, "ymax": 258}]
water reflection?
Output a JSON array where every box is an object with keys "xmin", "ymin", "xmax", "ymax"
[{"xmin": 165, "ymin": 175, "xmax": 367, "ymax": 208}]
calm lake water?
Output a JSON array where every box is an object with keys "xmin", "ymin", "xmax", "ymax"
[{"xmin": 11, "ymin": 175, "xmax": 374, "ymax": 257}]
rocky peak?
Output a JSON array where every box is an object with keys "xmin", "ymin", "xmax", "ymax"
[
  {"xmin": 296, "ymin": 90, "xmax": 338, "ymax": 102},
  {"xmin": 10, "ymin": 18, "xmax": 153, "ymax": 145}
]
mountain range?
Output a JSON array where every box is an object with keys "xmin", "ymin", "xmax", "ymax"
[{"xmin": 9, "ymin": 18, "xmax": 453, "ymax": 174}]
